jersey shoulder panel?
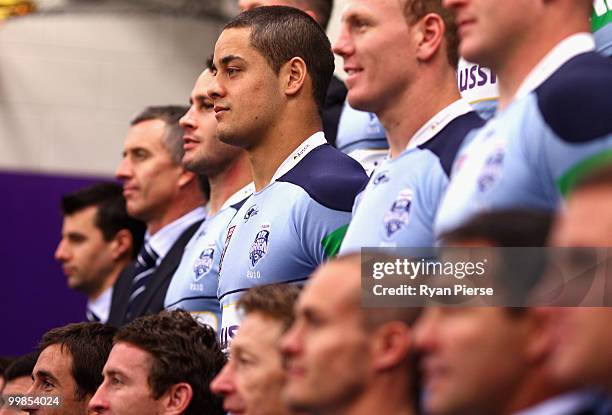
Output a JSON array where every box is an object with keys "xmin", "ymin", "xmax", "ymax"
[
  {"xmin": 535, "ymin": 52, "xmax": 612, "ymax": 143},
  {"xmin": 418, "ymin": 111, "xmax": 485, "ymax": 177},
  {"xmin": 277, "ymin": 144, "xmax": 369, "ymax": 212}
]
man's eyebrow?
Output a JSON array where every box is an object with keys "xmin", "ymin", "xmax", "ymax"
[
  {"xmin": 35, "ymin": 370, "xmax": 60, "ymax": 385},
  {"xmin": 220, "ymin": 55, "xmax": 246, "ymax": 66},
  {"xmin": 104, "ymin": 368, "xmax": 128, "ymax": 379}
]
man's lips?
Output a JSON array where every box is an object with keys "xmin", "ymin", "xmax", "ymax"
[
  {"xmin": 183, "ymin": 135, "xmax": 200, "ymax": 151},
  {"xmin": 284, "ymin": 361, "xmax": 306, "ymax": 378},
  {"xmin": 420, "ymin": 358, "xmax": 449, "ymax": 388},
  {"xmin": 344, "ymin": 66, "xmax": 363, "ymax": 87},
  {"xmin": 62, "ymin": 266, "xmax": 75, "ymax": 277},
  {"xmin": 214, "ymin": 106, "xmax": 229, "ymax": 118},
  {"xmin": 457, "ymin": 18, "xmax": 476, "ymax": 36},
  {"xmin": 122, "ymin": 186, "xmax": 138, "ymax": 197}
]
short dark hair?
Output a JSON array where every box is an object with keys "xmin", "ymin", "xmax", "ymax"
[
  {"xmin": 404, "ymin": 0, "xmax": 459, "ymax": 67},
  {"xmin": 115, "ymin": 310, "xmax": 225, "ymax": 415},
  {"xmin": 4, "ymin": 352, "xmax": 38, "ymax": 382},
  {"xmin": 440, "ymin": 210, "xmax": 553, "ymax": 247},
  {"xmin": 237, "ymin": 284, "xmax": 300, "ymax": 330},
  {"xmin": 131, "ymin": 105, "xmax": 190, "ymax": 165},
  {"xmin": 61, "ymin": 183, "xmax": 146, "ymax": 258},
  {"xmin": 224, "ymin": 6, "xmax": 335, "ymax": 112},
  {"xmin": 38, "ymin": 323, "xmax": 117, "ymax": 401},
  {"xmin": 0, "ymin": 356, "xmax": 14, "ymax": 378},
  {"xmin": 206, "ymin": 54, "xmax": 215, "ymax": 71}
]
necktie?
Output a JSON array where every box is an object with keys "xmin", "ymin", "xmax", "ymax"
[{"xmin": 125, "ymin": 242, "xmax": 159, "ymax": 320}]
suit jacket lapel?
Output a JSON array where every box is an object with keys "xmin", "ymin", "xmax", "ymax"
[{"xmin": 130, "ymin": 220, "xmax": 203, "ymax": 318}]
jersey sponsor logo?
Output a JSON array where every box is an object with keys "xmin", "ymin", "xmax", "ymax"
[
  {"xmin": 243, "ymin": 204, "xmax": 259, "ymax": 223},
  {"xmin": 383, "ymin": 189, "xmax": 413, "ymax": 238},
  {"xmin": 477, "ymin": 145, "xmax": 505, "ymax": 193},
  {"xmin": 219, "ymin": 225, "xmax": 236, "ymax": 274},
  {"xmin": 249, "ymin": 223, "xmax": 270, "ymax": 268},
  {"xmin": 293, "ymin": 144, "xmax": 311, "ymax": 160},
  {"xmin": 193, "ymin": 246, "xmax": 215, "ymax": 281},
  {"xmin": 372, "ymin": 170, "xmax": 390, "ymax": 186},
  {"xmin": 220, "ymin": 324, "xmax": 239, "ymax": 347},
  {"xmin": 457, "ymin": 64, "xmax": 497, "ymax": 92}
]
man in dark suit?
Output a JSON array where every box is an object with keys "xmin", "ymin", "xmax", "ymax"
[{"xmin": 107, "ymin": 106, "xmax": 208, "ymax": 327}]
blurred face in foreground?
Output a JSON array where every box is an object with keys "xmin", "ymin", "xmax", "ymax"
[
  {"xmin": 211, "ymin": 312, "xmax": 287, "ymax": 415},
  {"xmin": 415, "ymin": 308, "xmax": 547, "ymax": 415},
  {"xmin": 281, "ymin": 261, "xmax": 371, "ymax": 413},
  {"xmin": 549, "ymin": 185, "xmax": 612, "ymax": 392}
]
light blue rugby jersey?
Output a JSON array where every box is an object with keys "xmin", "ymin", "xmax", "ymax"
[
  {"xmin": 340, "ymin": 100, "xmax": 484, "ymax": 253},
  {"xmin": 164, "ymin": 183, "xmax": 254, "ymax": 332},
  {"xmin": 336, "ymin": 101, "xmax": 389, "ymax": 175},
  {"xmin": 217, "ymin": 132, "xmax": 368, "ymax": 344},
  {"xmin": 436, "ymin": 34, "xmax": 612, "ymax": 237}
]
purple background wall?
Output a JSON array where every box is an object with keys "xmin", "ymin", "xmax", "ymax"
[{"xmin": 0, "ymin": 171, "xmax": 111, "ymax": 356}]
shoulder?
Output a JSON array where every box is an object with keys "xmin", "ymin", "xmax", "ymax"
[
  {"xmin": 419, "ymin": 111, "xmax": 485, "ymax": 177},
  {"xmin": 278, "ymin": 144, "xmax": 368, "ymax": 212},
  {"xmin": 535, "ymin": 52, "xmax": 612, "ymax": 142}
]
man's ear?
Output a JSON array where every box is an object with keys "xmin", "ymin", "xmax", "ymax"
[
  {"xmin": 110, "ymin": 229, "xmax": 133, "ymax": 261},
  {"xmin": 414, "ymin": 13, "xmax": 445, "ymax": 63},
  {"xmin": 303, "ymin": 9, "xmax": 318, "ymax": 23},
  {"xmin": 281, "ymin": 57, "xmax": 309, "ymax": 98},
  {"xmin": 177, "ymin": 169, "xmax": 196, "ymax": 189},
  {"xmin": 370, "ymin": 321, "xmax": 413, "ymax": 371},
  {"xmin": 524, "ymin": 309, "xmax": 557, "ymax": 366},
  {"xmin": 163, "ymin": 382, "xmax": 193, "ymax": 415}
]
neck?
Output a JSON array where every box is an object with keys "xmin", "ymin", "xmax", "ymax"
[
  {"xmin": 378, "ymin": 66, "xmax": 461, "ymax": 159},
  {"xmin": 147, "ymin": 191, "xmax": 204, "ymax": 235},
  {"xmin": 207, "ymin": 154, "xmax": 252, "ymax": 216},
  {"xmin": 248, "ymin": 107, "xmax": 321, "ymax": 191},
  {"xmin": 494, "ymin": 25, "xmax": 590, "ymax": 111},
  {"xmin": 88, "ymin": 261, "xmax": 127, "ymax": 300},
  {"xmin": 502, "ymin": 373, "xmax": 571, "ymax": 415},
  {"xmin": 328, "ymin": 374, "xmax": 416, "ymax": 415}
]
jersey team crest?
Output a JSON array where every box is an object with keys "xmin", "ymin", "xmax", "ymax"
[
  {"xmin": 193, "ymin": 246, "xmax": 215, "ymax": 281},
  {"xmin": 477, "ymin": 143, "xmax": 506, "ymax": 193},
  {"xmin": 384, "ymin": 189, "xmax": 413, "ymax": 238},
  {"xmin": 249, "ymin": 224, "xmax": 271, "ymax": 268}
]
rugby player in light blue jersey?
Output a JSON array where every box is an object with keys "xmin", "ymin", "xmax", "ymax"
[
  {"xmin": 593, "ymin": 0, "xmax": 612, "ymax": 57},
  {"xmin": 334, "ymin": 0, "xmax": 483, "ymax": 253},
  {"xmin": 164, "ymin": 64, "xmax": 254, "ymax": 332},
  {"xmin": 209, "ymin": 6, "xmax": 368, "ymax": 344},
  {"xmin": 436, "ymin": 0, "xmax": 612, "ymax": 237}
]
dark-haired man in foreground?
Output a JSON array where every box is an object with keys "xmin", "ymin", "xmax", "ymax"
[
  {"xmin": 24, "ymin": 323, "xmax": 116, "ymax": 415},
  {"xmin": 89, "ymin": 310, "xmax": 225, "ymax": 415}
]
